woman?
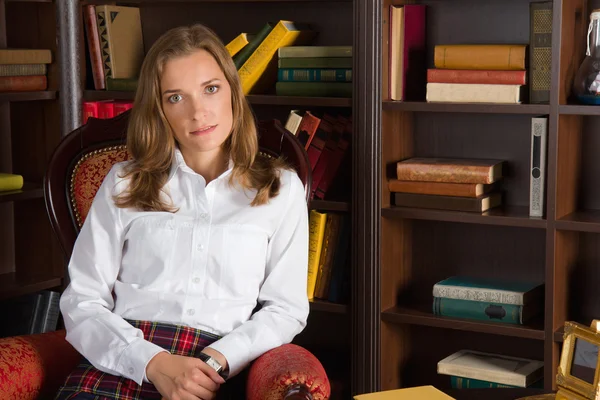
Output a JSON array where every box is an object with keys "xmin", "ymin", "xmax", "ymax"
[{"xmin": 55, "ymin": 23, "xmax": 309, "ymax": 400}]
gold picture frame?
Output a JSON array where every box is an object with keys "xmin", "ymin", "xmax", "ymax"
[{"xmin": 556, "ymin": 321, "xmax": 600, "ymax": 400}]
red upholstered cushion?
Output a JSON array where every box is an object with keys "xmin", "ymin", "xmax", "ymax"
[
  {"xmin": 0, "ymin": 330, "xmax": 80, "ymax": 400},
  {"xmin": 246, "ymin": 344, "xmax": 330, "ymax": 400},
  {"xmin": 70, "ymin": 146, "xmax": 131, "ymax": 228}
]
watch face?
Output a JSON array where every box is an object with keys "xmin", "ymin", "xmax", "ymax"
[{"xmin": 206, "ymin": 358, "xmax": 223, "ymax": 373}]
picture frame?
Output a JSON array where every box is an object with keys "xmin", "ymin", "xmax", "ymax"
[{"xmin": 556, "ymin": 321, "xmax": 600, "ymax": 399}]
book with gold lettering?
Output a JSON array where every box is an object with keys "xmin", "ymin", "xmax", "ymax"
[{"xmin": 354, "ymin": 385, "xmax": 455, "ymax": 399}]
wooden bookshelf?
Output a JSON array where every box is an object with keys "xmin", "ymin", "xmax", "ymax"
[
  {"xmin": 359, "ymin": 0, "xmax": 600, "ymax": 396},
  {"xmin": 310, "ymin": 299, "xmax": 349, "ymax": 314},
  {"xmin": 0, "ymin": 0, "xmax": 64, "ymax": 313},
  {"xmin": 310, "ymin": 200, "xmax": 351, "ymax": 212}
]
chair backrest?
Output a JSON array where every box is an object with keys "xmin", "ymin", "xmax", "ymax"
[{"xmin": 44, "ymin": 110, "xmax": 311, "ymax": 259}]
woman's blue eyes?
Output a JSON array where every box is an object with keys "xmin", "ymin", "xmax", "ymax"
[{"xmin": 167, "ymin": 86, "xmax": 219, "ymax": 103}]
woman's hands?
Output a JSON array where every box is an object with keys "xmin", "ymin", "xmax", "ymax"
[{"xmin": 146, "ymin": 352, "xmax": 226, "ymax": 400}]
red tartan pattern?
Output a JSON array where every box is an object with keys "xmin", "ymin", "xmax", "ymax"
[{"xmin": 54, "ymin": 320, "xmax": 220, "ymax": 400}]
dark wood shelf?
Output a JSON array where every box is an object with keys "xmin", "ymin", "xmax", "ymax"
[
  {"xmin": 559, "ymin": 104, "xmax": 600, "ymax": 115},
  {"xmin": 383, "ymin": 101, "xmax": 550, "ymax": 114},
  {"xmin": 382, "ymin": 305, "xmax": 545, "ymax": 341},
  {"xmin": 0, "ymin": 91, "xmax": 57, "ymax": 102},
  {"xmin": 0, "ymin": 272, "xmax": 62, "ymax": 301},
  {"xmin": 84, "ymin": 0, "xmax": 349, "ymax": 4},
  {"xmin": 554, "ymin": 327, "xmax": 564, "ymax": 343},
  {"xmin": 0, "ymin": 183, "xmax": 43, "ymax": 203},
  {"xmin": 310, "ymin": 299, "xmax": 348, "ymax": 314},
  {"xmin": 556, "ymin": 210, "xmax": 600, "ymax": 233},
  {"xmin": 382, "ymin": 205, "xmax": 547, "ymax": 229},
  {"xmin": 83, "ymin": 91, "xmax": 352, "ymax": 107},
  {"xmin": 309, "ymin": 200, "xmax": 350, "ymax": 212}
]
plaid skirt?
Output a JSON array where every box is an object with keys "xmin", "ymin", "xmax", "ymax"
[{"xmin": 54, "ymin": 319, "xmax": 221, "ymax": 400}]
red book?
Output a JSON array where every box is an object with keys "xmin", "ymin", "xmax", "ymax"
[
  {"xmin": 114, "ymin": 101, "xmax": 133, "ymax": 115},
  {"xmin": 315, "ymin": 118, "xmax": 352, "ymax": 199},
  {"xmin": 310, "ymin": 115, "xmax": 344, "ymax": 199},
  {"xmin": 0, "ymin": 76, "xmax": 47, "ymax": 92},
  {"xmin": 82, "ymin": 101, "xmax": 99, "ymax": 124},
  {"xmin": 307, "ymin": 118, "xmax": 332, "ymax": 170},
  {"xmin": 427, "ymin": 69, "xmax": 527, "ymax": 85},
  {"xmin": 97, "ymin": 100, "xmax": 115, "ymax": 119},
  {"xmin": 83, "ymin": 5, "xmax": 105, "ymax": 90},
  {"xmin": 296, "ymin": 111, "xmax": 321, "ymax": 150}
]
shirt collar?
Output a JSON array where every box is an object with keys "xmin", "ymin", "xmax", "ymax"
[{"xmin": 168, "ymin": 147, "xmax": 234, "ymax": 182}]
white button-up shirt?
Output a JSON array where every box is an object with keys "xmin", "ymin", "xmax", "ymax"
[{"xmin": 59, "ymin": 149, "xmax": 310, "ymax": 386}]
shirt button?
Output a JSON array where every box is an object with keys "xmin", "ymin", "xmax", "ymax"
[
  {"xmin": 187, "ymin": 309, "xmax": 195, "ymax": 316},
  {"xmin": 197, "ymin": 244, "xmax": 204, "ymax": 251},
  {"xmin": 200, "ymin": 213, "xmax": 208, "ymax": 219},
  {"xmin": 193, "ymin": 277, "xmax": 201, "ymax": 284},
  {"xmin": 128, "ymin": 367, "xmax": 134, "ymax": 374}
]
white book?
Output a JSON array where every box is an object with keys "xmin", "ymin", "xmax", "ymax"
[
  {"xmin": 426, "ymin": 83, "xmax": 522, "ymax": 103},
  {"xmin": 437, "ymin": 349, "xmax": 544, "ymax": 387},
  {"xmin": 529, "ymin": 117, "xmax": 548, "ymax": 217}
]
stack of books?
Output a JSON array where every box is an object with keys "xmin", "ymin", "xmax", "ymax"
[
  {"xmin": 275, "ymin": 46, "xmax": 352, "ymax": 98},
  {"xmin": 438, "ymin": 349, "xmax": 544, "ymax": 388},
  {"xmin": 426, "ymin": 44, "xmax": 527, "ymax": 104},
  {"xmin": 432, "ymin": 276, "xmax": 544, "ymax": 325},
  {"xmin": 389, "ymin": 157, "xmax": 504, "ymax": 213},
  {"xmin": 0, "ymin": 49, "xmax": 51, "ymax": 92}
]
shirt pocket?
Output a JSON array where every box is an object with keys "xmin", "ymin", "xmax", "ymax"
[
  {"xmin": 121, "ymin": 216, "xmax": 178, "ymax": 286},
  {"xmin": 219, "ymin": 226, "xmax": 268, "ymax": 298}
]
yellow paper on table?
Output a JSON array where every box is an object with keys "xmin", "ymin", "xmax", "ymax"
[{"xmin": 354, "ymin": 385, "xmax": 455, "ymax": 400}]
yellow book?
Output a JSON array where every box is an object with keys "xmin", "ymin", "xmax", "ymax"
[
  {"xmin": 354, "ymin": 386, "xmax": 455, "ymax": 400},
  {"xmin": 238, "ymin": 20, "xmax": 315, "ymax": 95},
  {"xmin": 434, "ymin": 44, "xmax": 526, "ymax": 70},
  {"xmin": 0, "ymin": 173, "xmax": 24, "ymax": 191},
  {"xmin": 225, "ymin": 33, "xmax": 251, "ymax": 57},
  {"xmin": 307, "ymin": 210, "xmax": 327, "ymax": 299}
]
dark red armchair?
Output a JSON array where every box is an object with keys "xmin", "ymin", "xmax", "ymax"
[{"xmin": 0, "ymin": 111, "xmax": 330, "ymax": 400}]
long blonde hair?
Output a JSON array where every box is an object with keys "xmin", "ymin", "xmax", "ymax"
[{"xmin": 115, "ymin": 24, "xmax": 286, "ymax": 211}]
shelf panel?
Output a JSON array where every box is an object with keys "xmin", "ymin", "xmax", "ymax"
[
  {"xmin": 382, "ymin": 305, "xmax": 545, "ymax": 340},
  {"xmin": 0, "ymin": 183, "xmax": 43, "ymax": 203},
  {"xmin": 83, "ymin": 0, "xmax": 349, "ymax": 3},
  {"xmin": 383, "ymin": 101, "xmax": 550, "ymax": 115},
  {"xmin": 309, "ymin": 299, "xmax": 349, "ymax": 314},
  {"xmin": 83, "ymin": 91, "xmax": 352, "ymax": 107},
  {"xmin": 0, "ymin": 273, "xmax": 62, "ymax": 301},
  {"xmin": 309, "ymin": 200, "xmax": 350, "ymax": 212},
  {"xmin": 556, "ymin": 210, "xmax": 600, "ymax": 233},
  {"xmin": 382, "ymin": 205, "xmax": 547, "ymax": 229},
  {"xmin": 560, "ymin": 104, "xmax": 600, "ymax": 116},
  {"xmin": 0, "ymin": 91, "xmax": 57, "ymax": 102}
]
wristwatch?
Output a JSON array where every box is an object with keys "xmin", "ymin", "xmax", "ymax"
[{"xmin": 199, "ymin": 352, "xmax": 228, "ymax": 379}]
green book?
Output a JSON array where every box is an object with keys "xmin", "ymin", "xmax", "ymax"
[
  {"xmin": 432, "ymin": 297, "xmax": 541, "ymax": 325},
  {"xmin": 275, "ymin": 82, "xmax": 352, "ymax": 97},
  {"xmin": 450, "ymin": 376, "xmax": 544, "ymax": 389},
  {"xmin": 233, "ymin": 22, "xmax": 274, "ymax": 69},
  {"xmin": 278, "ymin": 57, "xmax": 353, "ymax": 69}
]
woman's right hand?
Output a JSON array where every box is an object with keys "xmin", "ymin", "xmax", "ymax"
[{"xmin": 146, "ymin": 352, "xmax": 225, "ymax": 400}]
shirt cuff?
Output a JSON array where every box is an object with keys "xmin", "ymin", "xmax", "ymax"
[
  {"xmin": 206, "ymin": 334, "xmax": 251, "ymax": 379},
  {"xmin": 118, "ymin": 338, "xmax": 169, "ymax": 385}
]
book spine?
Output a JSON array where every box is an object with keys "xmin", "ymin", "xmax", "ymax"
[
  {"xmin": 387, "ymin": 180, "xmax": 483, "ymax": 197},
  {"xmin": 82, "ymin": 101, "xmax": 99, "ymax": 124},
  {"xmin": 278, "ymin": 46, "xmax": 352, "ymax": 58},
  {"xmin": 427, "ymin": 69, "xmax": 527, "ymax": 85},
  {"xmin": 275, "ymin": 82, "xmax": 352, "ymax": 97},
  {"xmin": 277, "ymin": 68, "xmax": 352, "ymax": 82},
  {"xmin": 529, "ymin": 1, "xmax": 553, "ymax": 104},
  {"xmin": 233, "ymin": 23, "xmax": 273, "ymax": 69},
  {"xmin": 529, "ymin": 117, "xmax": 548, "ymax": 217},
  {"xmin": 307, "ymin": 120, "xmax": 332, "ymax": 170},
  {"xmin": 95, "ymin": 6, "xmax": 113, "ymax": 79},
  {"xmin": 278, "ymin": 57, "xmax": 353, "ymax": 69},
  {"xmin": 433, "ymin": 297, "xmax": 524, "ymax": 324},
  {"xmin": 0, "ymin": 49, "xmax": 52, "ymax": 64},
  {"xmin": 426, "ymin": 83, "xmax": 521, "ymax": 104},
  {"xmin": 402, "ymin": 5, "xmax": 427, "ymax": 100},
  {"xmin": 450, "ymin": 376, "xmax": 519, "ymax": 389},
  {"xmin": 106, "ymin": 78, "xmax": 138, "ymax": 91},
  {"xmin": 0, "ymin": 76, "xmax": 47, "ymax": 91},
  {"xmin": 83, "ymin": 5, "xmax": 105, "ymax": 90},
  {"xmin": 0, "ymin": 64, "xmax": 47, "ymax": 77},
  {"xmin": 432, "ymin": 283, "xmax": 526, "ymax": 305},
  {"xmin": 225, "ymin": 33, "xmax": 249, "ymax": 57},
  {"xmin": 0, "ymin": 174, "xmax": 24, "ymax": 191},
  {"xmin": 434, "ymin": 44, "xmax": 526, "ymax": 70},
  {"xmin": 396, "ymin": 162, "xmax": 495, "ymax": 184},
  {"xmin": 307, "ymin": 210, "xmax": 327, "ymax": 299}
]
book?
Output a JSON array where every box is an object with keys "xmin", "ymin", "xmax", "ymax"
[
  {"xmin": 354, "ymin": 385, "xmax": 455, "ymax": 399},
  {"xmin": 529, "ymin": 1, "xmax": 553, "ymax": 104},
  {"xmin": 278, "ymin": 45, "xmax": 352, "ymax": 58},
  {"xmin": 450, "ymin": 375, "xmax": 544, "ymax": 389},
  {"xmin": 226, "ymin": 33, "xmax": 251, "ymax": 57},
  {"xmin": 307, "ymin": 210, "xmax": 327, "ymax": 299},
  {"xmin": 433, "ymin": 276, "xmax": 544, "ymax": 305},
  {"xmin": 0, "ymin": 49, "xmax": 52, "ymax": 64},
  {"xmin": 275, "ymin": 81, "xmax": 352, "ymax": 97},
  {"xmin": 432, "ymin": 297, "xmax": 541, "ymax": 324},
  {"xmin": 530, "ymin": 117, "xmax": 548, "ymax": 217},
  {"xmin": 233, "ymin": 23, "xmax": 273, "ymax": 69},
  {"xmin": 388, "ymin": 179, "xmax": 494, "ymax": 198},
  {"xmin": 393, "ymin": 192, "xmax": 502, "ymax": 213},
  {"xmin": 426, "ymin": 83, "xmax": 523, "ymax": 104},
  {"xmin": 427, "ymin": 69, "xmax": 527, "ymax": 85},
  {"xmin": 433, "ymin": 44, "xmax": 527, "ymax": 70},
  {"xmin": 437, "ymin": 349, "xmax": 544, "ymax": 387},
  {"xmin": 396, "ymin": 157, "xmax": 504, "ymax": 184},
  {"xmin": 0, "ymin": 64, "xmax": 47, "ymax": 77},
  {"xmin": 0, "ymin": 173, "xmax": 24, "ymax": 191},
  {"xmin": 278, "ymin": 57, "xmax": 352, "ymax": 69}
]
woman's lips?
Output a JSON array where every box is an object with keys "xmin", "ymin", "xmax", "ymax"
[{"xmin": 191, "ymin": 125, "xmax": 216, "ymax": 136}]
